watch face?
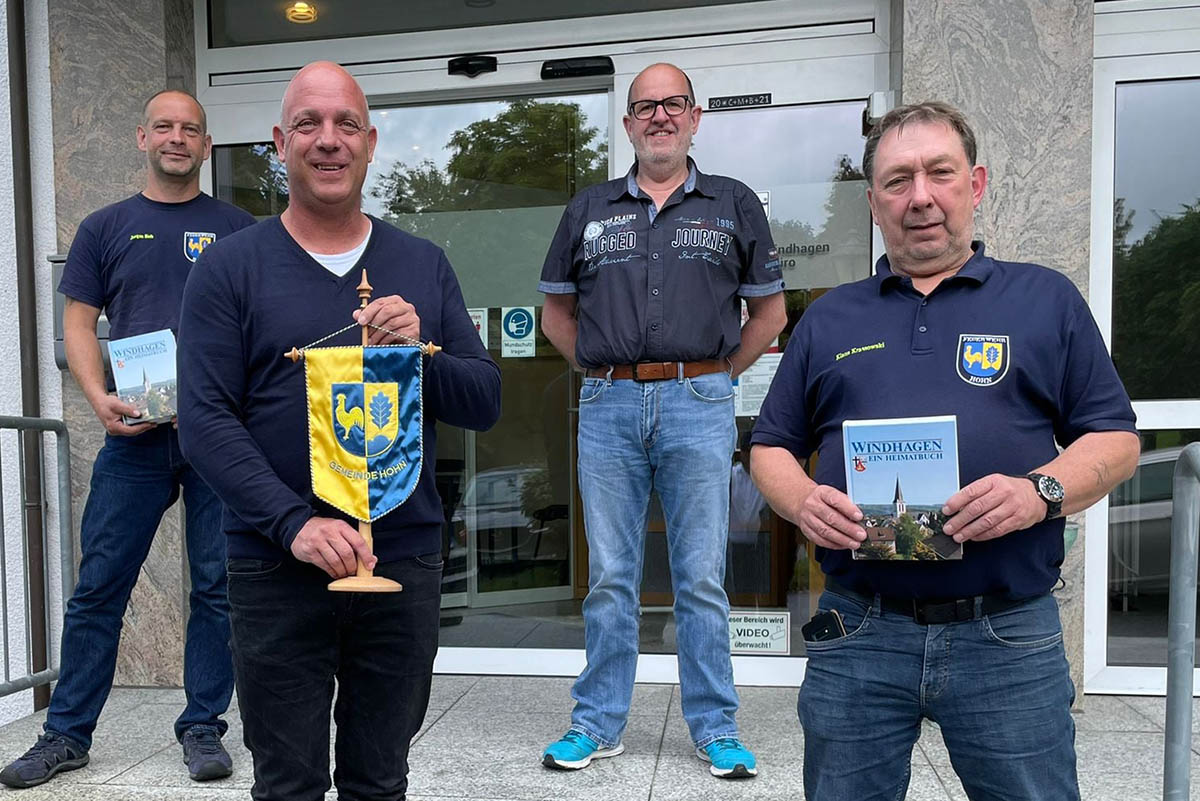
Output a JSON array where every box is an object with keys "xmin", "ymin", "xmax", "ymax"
[{"xmin": 1038, "ymin": 475, "xmax": 1065, "ymax": 503}]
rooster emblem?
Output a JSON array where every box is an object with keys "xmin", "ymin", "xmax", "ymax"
[{"xmin": 334, "ymin": 393, "xmax": 364, "ymax": 441}]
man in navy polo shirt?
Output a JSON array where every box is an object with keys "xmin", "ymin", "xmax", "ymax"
[
  {"xmin": 539, "ymin": 62, "xmax": 787, "ymax": 779},
  {"xmin": 177, "ymin": 62, "xmax": 500, "ymax": 801},
  {"xmin": 750, "ymin": 101, "xmax": 1140, "ymax": 800},
  {"xmin": 0, "ymin": 90, "xmax": 255, "ymax": 790}
]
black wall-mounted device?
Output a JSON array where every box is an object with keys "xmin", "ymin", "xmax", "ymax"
[
  {"xmin": 540, "ymin": 56, "xmax": 615, "ymax": 80},
  {"xmin": 448, "ymin": 55, "xmax": 498, "ymax": 78}
]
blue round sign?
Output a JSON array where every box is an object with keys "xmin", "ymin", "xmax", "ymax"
[{"xmin": 502, "ymin": 308, "xmax": 534, "ymax": 339}]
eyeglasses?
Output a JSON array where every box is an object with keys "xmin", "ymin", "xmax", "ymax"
[
  {"xmin": 286, "ymin": 118, "xmax": 369, "ymax": 137},
  {"xmin": 627, "ymin": 95, "xmax": 693, "ymax": 120}
]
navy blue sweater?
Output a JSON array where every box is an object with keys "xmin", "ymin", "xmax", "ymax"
[{"xmin": 177, "ymin": 216, "xmax": 501, "ymax": 562}]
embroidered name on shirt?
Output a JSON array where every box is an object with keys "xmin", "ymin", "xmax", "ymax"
[
  {"xmin": 583, "ymin": 230, "xmax": 636, "ymax": 260},
  {"xmin": 670, "ymin": 228, "xmax": 733, "ymax": 254},
  {"xmin": 836, "ymin": 341, "xmax": 886, "ymax": 361},
  {"xmin": 129, "ymin": 233, "xmax": 155, "ymax": 240}
]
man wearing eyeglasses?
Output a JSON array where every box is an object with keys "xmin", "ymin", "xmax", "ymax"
[{"xmin": 539, "ymin": 62, "xmax": 786, "ymax": 779}]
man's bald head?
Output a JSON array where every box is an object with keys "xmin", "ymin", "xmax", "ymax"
[
  {"xmin": 143, "ymin": 89, "xmax": 206, "ymax": 132},
  {"xmin": 626, "ymin": 63, "xmax": 695, "ymax": 108},
  {"xmin": 279, "ymin": 61, "xmax": 370, "ymax": 129}
]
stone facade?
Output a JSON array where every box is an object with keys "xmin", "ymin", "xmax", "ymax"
[
  {"xmin": 50, "ymin": 0, "xmax": 196, "ymax": 687},
  {"xmin": 895, "ymin": 0, "xmax": 1094, "ymax": 698}
]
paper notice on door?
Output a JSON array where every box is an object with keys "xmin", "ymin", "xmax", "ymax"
[
  {"xmin": 734, "ymin": 352, "xmax": 782, "ymax": 417},
  {"xmin": 468, "ymin": 308, "xmax": 488, "ymax": 349}
]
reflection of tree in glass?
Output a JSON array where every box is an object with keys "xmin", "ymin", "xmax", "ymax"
[
  {"xmin": 766, "ymin": 154, "xmax": 867, "ymax": 256},
  {"xmin": 229, "ymin": 144, "xmax": 288, "ymax": 217},
  {"xmin": 1112, "ymin": 197, "xmax": 1200, "ymax": 399},
  {"xmin": 370, "ymin": 99, "xmax": 608, "ymax": 217},
  {"xmin": 817, "ymin": 154, "xmax": 869, "ymax": 249}
]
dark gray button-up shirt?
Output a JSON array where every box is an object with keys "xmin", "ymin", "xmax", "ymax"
[{"xmin": 539, "ymin": 160, "xmax": 783, "ymax": 368}]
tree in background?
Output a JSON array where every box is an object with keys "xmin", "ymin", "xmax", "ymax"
[
  {"xmin": 370, "ymin": 99, "xmax": 607, "ymax": 217},
  {"xmin": 1111, "ymin": 197, "xmax": 1200, "ymax": 399}
]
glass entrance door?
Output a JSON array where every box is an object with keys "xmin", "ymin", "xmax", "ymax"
[
  {"xmin": 621, "ymin": 93, "xmax": 873, "ymax": 661},
  {"xmin": 204, "ymin": 19, "xmax": 889, "ymax": 680}
]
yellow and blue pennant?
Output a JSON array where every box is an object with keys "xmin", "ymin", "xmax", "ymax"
[{"xmin": 305, "ymin": 345, "xmax": 423, "ymax": 521}]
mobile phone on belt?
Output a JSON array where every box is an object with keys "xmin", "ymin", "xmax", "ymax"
[{"xmin": 801, "ymin": 609, "xmax": 847, "ymax": 642}]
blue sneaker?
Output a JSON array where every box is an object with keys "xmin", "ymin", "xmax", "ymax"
[
  {"xmin": 542, "ymin": 730, "xmax": 624, "ymax": 770},
  {"xmin": 697, "ymin": 737, "xmax": 757, "ymax": 778}
]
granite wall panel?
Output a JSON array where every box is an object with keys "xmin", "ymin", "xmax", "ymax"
[
  {"xmin": 50, "ymin": 0, "xmax": 197, "ymax": 688},
  {"xmin": 896, "ymin": 0, "xmax": 1093, "ymax": 699}
]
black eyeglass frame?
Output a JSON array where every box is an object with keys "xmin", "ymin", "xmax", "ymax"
[{"xmin": 626, "ymin": 95, "xmax": 695, "ymax": 120}]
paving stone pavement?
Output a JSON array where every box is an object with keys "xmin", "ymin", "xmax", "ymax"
[{"xmin": 0, "ymin": 677, "xmax": 1196, "ymax": 799}]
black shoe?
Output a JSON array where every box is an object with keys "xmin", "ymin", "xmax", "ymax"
[
  {"xmin": 181, "ymin": 724, "xmax": 233, "ymax": 781},
  {"xmin": 0, "ymin": 731, "xmax": 90, "ymax": 788}
]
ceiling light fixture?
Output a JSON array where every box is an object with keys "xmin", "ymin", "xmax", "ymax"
[{"xmin": 285, "ymin": 2, "xmax": 318, "ymax": 23}]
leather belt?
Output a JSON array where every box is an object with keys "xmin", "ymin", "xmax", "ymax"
[
  {"xmin": 585, "ymin": 359, "xmax": 728, "ymax": 381},
  {"xmin": 826, "ymin": 579, "xmax": 1032, "ymax": 626}
]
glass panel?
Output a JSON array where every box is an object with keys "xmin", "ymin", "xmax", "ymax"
[
  {"xmin": 1107, "ymin": 429, "xmax": 1200, "ymax": 667},
  {"xmin": 637, "ymin": 101, "xmax": 868, "ymax": 655},
  {"xmin": 1112, "ymin": 79, "xmax": 1200, "ymax": 400},
  {"xmin": 211, "ymin": 143, "xmax": 288, "ymax": 218},
  {"xmin": 209, "ymin": 0, "xmax": 762, "ymax": 48},
  {"xmin": 368, "ymin": 95, "xmax": 608, "ymax": 309},
  {"xmin": 691, "ymin": 101, "xmax": 873, "ymax": 292}
]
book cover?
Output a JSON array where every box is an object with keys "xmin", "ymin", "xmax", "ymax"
[
  {"xmin": 107, "ymin": 329, "xmax": 177, "ymax": 425},
  {"xmin": 842, "ymin": 415, "xmax": 962, "ymax": 561}
]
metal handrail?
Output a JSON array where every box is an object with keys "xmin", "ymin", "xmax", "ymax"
[
  {"xmin": 1164, "ymin": 442, "xmax": 1200, "ymax": 801},
  {"xmin": 0, "ymin": 416, "xmax": 73, "ymax": 697}
]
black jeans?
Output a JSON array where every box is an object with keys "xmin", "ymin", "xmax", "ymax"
[{"xmin": 227, "ymin": 553, "xmax": 443, "ymax": 801}]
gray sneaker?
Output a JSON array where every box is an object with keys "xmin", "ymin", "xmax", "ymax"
[
  {"xmin": 181, "ymin": 724, "xmax": 233, "ymax": 781},
  {"xmin": 0, "ymin": 731, "xmax": 90, "ymax": 788}
]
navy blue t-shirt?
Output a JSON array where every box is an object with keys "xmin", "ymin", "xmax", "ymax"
[
  {"xmin": 751, "ymin": 243, "xmax": 1136, "ymax": 600},
  {"xmin": 58, "ymin": 192, "xmax": 257, "ymax": 342},
  {"xmin": 177, "ymin": 216, "xmax": 502, "ymax": 563},
  {"xmin": 539, "ymin": 160, "xmax": 783, "ymax": 367}
]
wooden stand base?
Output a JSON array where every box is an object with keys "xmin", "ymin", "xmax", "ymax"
[{"xmin": 327, "ymin": 575, "xmax": 403, "ymax": 593}]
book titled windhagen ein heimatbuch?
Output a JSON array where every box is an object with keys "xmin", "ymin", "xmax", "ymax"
[
  {"xmin": 843, "ymin": 415, "xmax": 962, "ymax": 561},
  {"xmin": 107, "ymin": 329, "xmax": 177, "ymax": 425}
]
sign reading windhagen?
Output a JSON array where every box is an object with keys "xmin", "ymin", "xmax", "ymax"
[{"xmin": 842, "ymin": 415, "xmax": 962, "ymax": 561}]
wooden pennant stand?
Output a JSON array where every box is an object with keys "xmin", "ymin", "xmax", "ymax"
[
  {"xmin": 326, "ymin": 270, "xmax": 403, "ymax": 593},
  {"xmin": 284, "ymin": 269, "xmax": 443, "ymax": 593}
]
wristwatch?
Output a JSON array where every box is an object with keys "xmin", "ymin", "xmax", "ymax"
[{"xmin": 1023, "ymin": 473, "xmax": 1064, "ymax": 520}]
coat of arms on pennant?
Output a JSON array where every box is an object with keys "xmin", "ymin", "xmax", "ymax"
[{"xmin": 305, "ymin": 345, "xmax": 423, "ymax": 521}]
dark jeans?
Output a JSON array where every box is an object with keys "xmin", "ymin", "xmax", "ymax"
[
  {"xmin": 228, "ymin": 553, "xmax": 443, "ymax": 801},
  {"xmin": 45, "ymin": 428, "xmax": 233, "ymax": 748},
  {"xmin": 800, "ymin": 588, "xmax": 1078, "ymax": 801}
]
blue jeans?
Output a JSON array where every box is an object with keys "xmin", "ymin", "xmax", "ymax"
[
  {"xmin": 227, "ymin": 554, "xmax": 442, "ymax": 801},
  {"xmin": 799, "ymin": 588, "xmax": 1079, "ymax": 801},
  {"xmin": 570, "ymin": 371, "xmax": 739, "ymax": 749},
  {"xmin": 45, "ymin": 427, "xmax": 233, "ymax": 747}
]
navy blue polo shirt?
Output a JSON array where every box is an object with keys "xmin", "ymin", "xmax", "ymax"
[
  {"xmin": 58, "ymin": 192, "xmax": 257, "ymax": 342},
  {"xmin": 539, "ymin": 160, "xmax": 782, "ymax": 368},
  {"xmin": 751, "ymin": 242, "xmax": 1136, "ymax": 600}
]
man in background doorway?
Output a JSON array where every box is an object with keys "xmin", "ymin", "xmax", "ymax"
[{"xmin": 538, "ymin": 62, "xmax": 787, "ymax": 779}]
